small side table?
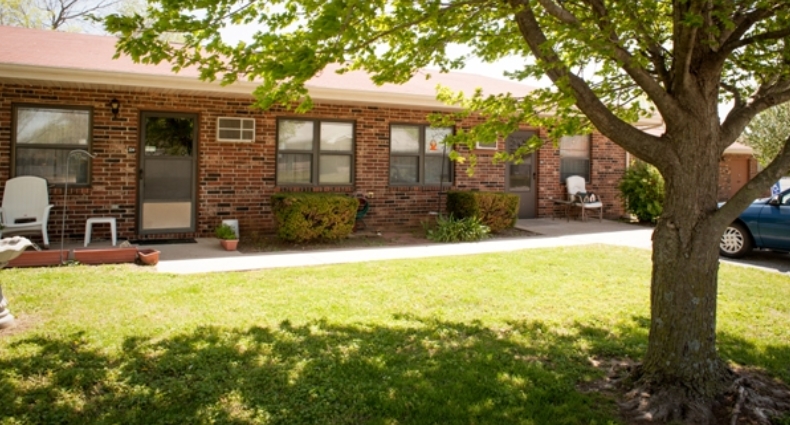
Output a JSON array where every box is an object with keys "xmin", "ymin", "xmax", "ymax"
[
  {"xmin": 85, "ymin": 217, "xmax": 117, "ymax": 247},
  {"xmin": 552, "ymin": 199, "xmax": 573, "ymax": 222}
]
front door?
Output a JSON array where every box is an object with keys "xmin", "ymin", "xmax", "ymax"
[
  {"xmin": 138, "ymin": 112, "xmax": 197, "ymax": 235},
  {"xmin": 729, "ymin": 157, "xmax": 750, "ymax": 199},
  {"xmin": 505, "ymin": 131, "xmax": 537, "ymax": 218}
]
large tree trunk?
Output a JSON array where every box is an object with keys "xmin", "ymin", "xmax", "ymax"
[
  {"xmin": 632, "ymin": 123, "xmax": 734, "ymax": 420},
  {"xmin": 643, "ymin": 217, "xmax": 729, "ymax": 396}
]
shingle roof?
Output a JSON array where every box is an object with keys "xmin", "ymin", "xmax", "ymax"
[
  {"xmin": 0, "ymin": 25, "xmax": 535, "ymax": 99},
  {"xmin": 0, "ymin": 25, "xmax": 189, "ymax": 76}
]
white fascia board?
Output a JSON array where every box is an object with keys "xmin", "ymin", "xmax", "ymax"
[{"xmin": 0, "ymin": 63, "xmax": 241, "ymax": 93}]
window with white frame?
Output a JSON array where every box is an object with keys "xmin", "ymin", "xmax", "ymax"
[
  {"xmin": 390, "ymin": 124, "xmax": 453, "ymax": 185},
  {"xmin": 276, "ymin": 118, "xmax": 354, "ymax": 185},
  {"xmin": 13, "ymin": 104, "xmax": 92, "ymax": 185},
  {"xmin": 559, "ymin": 134, "xmax": 591, "ymax": 182},
  {"xmin": 217, "ymin": 117, "xmax": 255, "ymax": 142}
]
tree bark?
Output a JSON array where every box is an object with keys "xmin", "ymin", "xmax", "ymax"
[
  {"xmin": 643, "ymin": 214, "xmax": 729, "ymax": 397},
  {"xmin": 638, "ymin": 121, "xmax": 733, "ymax": 415}
]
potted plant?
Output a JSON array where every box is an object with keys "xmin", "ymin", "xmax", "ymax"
[
  {"xmin": 137, "ymin": 248, "xmax": 160, "ymax": 265},
  {"xmin": 215, "ymin": 223, "xmax": 239, "ymax": 251}
]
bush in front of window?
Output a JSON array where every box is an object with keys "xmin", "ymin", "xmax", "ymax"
[
  {"xmin": 445, "ymin": 191, "xmax": 520, "ymax": 233},
  {"xmin": 271, "ymin": 193, "xmax": 358, "ymax": 242},
  {"xmin": 425, "ymin": 214, "xmax": 490, "ymax": 242},
  {"xmin": 618, "ymin": 161, "xmax": 665, "ymax": 223}
]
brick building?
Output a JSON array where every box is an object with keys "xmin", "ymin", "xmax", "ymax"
[
  {"xmin": 0, "ymin": 26, "xmax": 646, "ymax": 243},
  {"xmin": 718, "ymin": 142, "xmax": 759, "ymax": 202}
]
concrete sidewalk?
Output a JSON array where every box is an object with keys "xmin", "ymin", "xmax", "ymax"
[{"xmin": 149, "ymin": 218, "xmax": 654, "ymax": 275}]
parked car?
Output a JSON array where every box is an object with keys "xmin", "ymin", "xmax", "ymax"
[{"xmin": 720, "ymin": 189, "xmax": 790, "ymax": 258}]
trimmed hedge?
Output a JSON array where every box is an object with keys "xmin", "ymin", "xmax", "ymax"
[
  {"xmin": 271, "ymin": 193, "xmax": 359, "ymax": 242},
  {"xmin": 445, "ymin": 191, "xmax": 520, "ymax": 233}
]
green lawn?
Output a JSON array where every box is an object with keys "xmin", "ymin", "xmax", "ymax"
[{"xmin": 1, "ymin": 246, "xmax": 788, "ymax": 424}]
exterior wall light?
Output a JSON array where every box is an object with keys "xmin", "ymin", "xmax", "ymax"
[{"xmin": 109, "ymin": 98, "xmax": 120, "ymax": 119}]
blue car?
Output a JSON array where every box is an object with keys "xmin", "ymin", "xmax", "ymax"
[{"xmin": 720, "ymin": 189, "xmax": 790, "ymax": 258}]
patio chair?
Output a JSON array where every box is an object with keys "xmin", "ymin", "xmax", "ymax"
[
  {"xmin": 566, "ymin": 175, "xmax": 603, "ymax": 222},
  {"xmin": 0, "ymin": 176, "xmax": 53, "ymax": 246}
]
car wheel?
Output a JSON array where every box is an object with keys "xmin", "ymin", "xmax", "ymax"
[{"xmin": 720, "ymin": 223, "xmax": 753, "ymax": 258}]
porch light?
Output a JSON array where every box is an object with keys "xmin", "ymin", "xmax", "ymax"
[{"xmin": 109, "ymin": 98, "xmax": 120, "ymax": 118}]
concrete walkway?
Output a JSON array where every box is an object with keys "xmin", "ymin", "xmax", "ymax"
[{"xmin": 149, "ymin": 218, "xmax": 654, "ymax": 275}]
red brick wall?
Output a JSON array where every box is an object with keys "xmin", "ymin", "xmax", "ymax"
[
  {"xmin": 718, "ymin": 153, "xmax": 759, "ymax": 201},
  {"xmin": 535, "ymin": 131, "xmax": 627, "ymax": 219},
  {"xmin": 0, "ymin": 82, "xmax": 627, "ymax": 242}
]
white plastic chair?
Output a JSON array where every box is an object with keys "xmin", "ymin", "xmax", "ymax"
[
  {"xmin": 0, "ymin": 176, "xmax": 53, "ymax": 246},
  {"xmin": 566, "ymin": 175, "xmax": 603, "ymax": 222}
]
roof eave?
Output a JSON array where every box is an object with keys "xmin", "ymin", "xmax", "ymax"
[
  {"xmin": 0, "ymin": 63, "xmax": 462, "ymax": 110},
  {"xmin": 0, "ymin": 63, "xmax": 664, "ymax": 125}
]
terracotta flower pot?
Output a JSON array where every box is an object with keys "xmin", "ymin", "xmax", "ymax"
[
  {"xmin": 137, "ymin": 249, "xmax": 160, "ymax": 266},
  {"xmin": 6, "ymin": 250, "xmax": 69, "ymax": 268},
  {"xmin": 220, "ymin": 239, "xmax": 238, "ymax": 251},
  {"xmin": 73, "ymin": 247, "xmax": 138, "ymax": 265}
]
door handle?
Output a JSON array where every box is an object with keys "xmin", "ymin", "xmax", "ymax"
[{"xmin": 139, "ymin": 168, "xmax": 144, "ymax": 181}]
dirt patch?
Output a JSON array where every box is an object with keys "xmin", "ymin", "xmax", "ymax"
[
  {"xmin": 0, "ymin": 314, "xmax": 43, "ymax": 338},
  {"xmin": 578, "ymin": 358, "xmax": 790, "ymax": 424},
  {"xmin": 239, "ymin": 227, "xmax": 538, "ymax": 253}
]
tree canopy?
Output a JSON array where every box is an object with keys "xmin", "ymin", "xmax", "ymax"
[{"xmin": 743, "ymin": 103, "xmax": 790, "ymax": 167}]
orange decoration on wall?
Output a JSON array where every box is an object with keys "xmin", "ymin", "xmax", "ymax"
[{"xmin": 429, "ymin": 139, "xmax": 438, "ymax": 151}]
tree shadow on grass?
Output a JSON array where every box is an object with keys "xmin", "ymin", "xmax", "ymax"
[{"xmin": 1, "ymin": 316, "xmax": 788, "ymax": 425}]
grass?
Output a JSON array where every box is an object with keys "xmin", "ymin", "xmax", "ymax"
[{"xmin": 1, "ymin": 245, "xmax": 789, "ymax": 424}]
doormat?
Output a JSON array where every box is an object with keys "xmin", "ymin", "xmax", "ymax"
[{"xmin": 130, "ymin": 239, "xmax": 197, "ymax": 245}]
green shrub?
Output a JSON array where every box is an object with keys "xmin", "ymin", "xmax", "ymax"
[
  {"xmin": 446, "ymin": 191, "xmax": 519, "ymax": 233},
  {"xmin": 618, "ymin": 161, "xmax": 665, "ymax": 222},
  {"xmin": 425, "ymin": 214, "xmax": 490, "ymax": 242},
  {"xmin": 271, "ymin": 193, "xmax": 358, "ymax": 242},
  {"xmin": 214, "ymin": 223, "xmax": 237, "ymax": 240}
]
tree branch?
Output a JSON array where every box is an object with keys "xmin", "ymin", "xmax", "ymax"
[
  {"xmin": 724, "ymin": 26, "xmax": 790, "ymax": 52},
  {"xmin": 620, "ymin": 4, "xmax": 672, "ymax": 89},
  {"xmin": 721, "ymin": 84, "xmax": 790, "ymax": 151},
  {"xmin": 718, "ymin": 4, "xmax": 788, "ymax": 54},
  {"xmin": 46, "ymin": 0, "xmax": 120, "ymax": 30},
  {"xmin": 510, "ymin": 0, "xmax": 667, "ymax": 166},
  {"xmin": 534, "ymin": 0, "xmax": 576, "ymax": 24},
  {"xmin": 720, "ymin": 82, "xmax": 744, "ymax": 110},
  {"xmin": 528, "ymin": 0, "xmax": 679, "ymax": 122},
  {"xmin": 671, "ymin": 0, "xmax": 704, "ymax": 93},
  {"xmin": 714, "ymin": 133, "xmax": 790, "ymax": 229}
]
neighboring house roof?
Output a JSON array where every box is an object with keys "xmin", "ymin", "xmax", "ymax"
[
  {"xmin": 0, "ymin": 26, "xmax": 535, "ymax": 110},
  {"xmin": 724, "ymin": 141, "xmax": 754, "ymax": 155}
]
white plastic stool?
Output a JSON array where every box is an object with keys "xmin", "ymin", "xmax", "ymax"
[{"xmin": 84, "ymin": 217, "xmax": 117, "ymax": 247}]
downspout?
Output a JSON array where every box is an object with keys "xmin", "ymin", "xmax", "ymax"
[{"xmin": 437, "ymin": 138, "xmax": 448, "ymax": 217}]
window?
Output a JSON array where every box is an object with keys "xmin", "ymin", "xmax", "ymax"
[
  {"xmin": 217, "ymin": 117, "xmax": 255, "ymax": 142},
  {"xmin": 390, "ymin": 124, "xmax": 453, "ymax": 185},
  {"xmin": 13, "ymin": 105, "xmax": 92, "ymax": 185},
  {"xmin": 277, "ymin": 118, "xmax": 354, "ymax": 185},
  {"xmin": 476, "ymin": 140, "xmax": 497, "ymax": 150},
  {"xmin": 560, "ymin": 135, "xmax": 590, "ymax": 182}
]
